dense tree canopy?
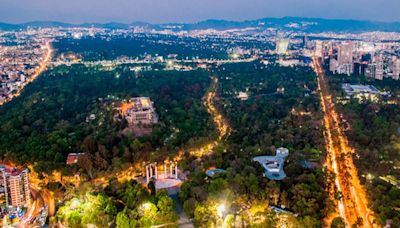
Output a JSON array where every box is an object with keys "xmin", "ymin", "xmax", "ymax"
[
  {"xmin": 0, "ymin": 64, "xmax": 214, "ymax": 176},
  {"xmin": 179, "ymin": 62, "xmax": 328, "ymax": 227}
]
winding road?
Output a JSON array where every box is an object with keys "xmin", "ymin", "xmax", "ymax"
[{"xmin": 188, "ymin": 76, "xmax": 230, "ymax": 157}]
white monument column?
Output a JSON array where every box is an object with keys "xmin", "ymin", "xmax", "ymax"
[
  {"xmin": 164, "ymin": 164, "xmax": 167, "ymax": 178},
  {"xmin": 146, "ymin": 165, "xmax": 149, "ymax": 183},
  {"xmin": 169, "ymin": 163, "xmax": 173, "ymax": 178},
  {"xmin": 150, "ymin": 164, "xmax": 153, "ymax": 178},
  {"xmin": 175, "ymin": 163, "xmax": 178, "ymax": 179},
  {"xmin": 155, "ymin": 162, "xmax": 158, "ymax": 179}
]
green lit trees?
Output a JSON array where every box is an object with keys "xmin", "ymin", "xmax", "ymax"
[{"xmin": 56, "ymin": 181, "xmax": 178, "ymax": 227}]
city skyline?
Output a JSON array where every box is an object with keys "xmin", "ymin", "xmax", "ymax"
[{"xmin": 1, "ymin": 0, "xmax": 400, "ymax": 24}]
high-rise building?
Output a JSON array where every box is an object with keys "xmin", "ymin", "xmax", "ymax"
[
  {"xmin": 360, "ymin": 63, "xmax": 368, "ymax": 76},
  {"xmin": 0, "ymin": 167, "xmax": 30, "ymax": 209},
  {"xmin": 361, "ymin": 53, "xmax": 372, "ymax": 62},
  {"xmin": 275, "ymin": 39, "xmax": 289, "ymax": 55},
  {"xmin": 392, "ymin": 58, "xmax": 400, "ymax": 80},
  {"xmin": 315, "ymin": 40, "xmax": 323, "ymax": 57},
  {"xmin": 366, "ymin": 64, "xmax": 376, "ymax": 79},
  {"xmin": 302, "ymin": 35, "xmax": 308, "ymax": 48},
  {"xmin": 375, "ymin": 57, "xmax": 384, "ymax": 80},
  {"xmin": 353, "ymin": 62, "xmax": 361, "ymax": 75},
  {"xmin": 329, "ymin": 58, "xmax": 338, "ymax": 73},
  {"xmin": 337, "ymin": 63, "xmax": 353, "ymax": 76},
  {"xmin": 338, "ymin": 42, "xmax": 353, "ymax": 65}
]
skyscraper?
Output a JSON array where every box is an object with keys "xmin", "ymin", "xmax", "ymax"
[
  {"xmin": 338, "ymin": 42, "xmax": 353, "ymax": 65},
  {"xmin": 366, "ymin": 64, "xmax": 376, "ymax": 79},
  {"xmin": 302, "ymin": 35, "xmax": 308, "ymax": 48},
  {"xmin": 374, "ymin": 56, "xmax": 384, "ymax": 80},
  {"xmin": 329, "ymin": 58, "xmax": 338, "ymax": 73},
  {"xmin": 275, "ymin": 39, "xmax": 289, "ymax": 55},
  {"xmin": 353, "ymin": 62, "xmax": 361, "ymax": 75},
  {"xmin": 392, "ymin": 57, "xmax": 400, "ymax": 80}
]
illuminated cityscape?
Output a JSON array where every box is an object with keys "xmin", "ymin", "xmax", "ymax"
[{"xmin": 0, "ymin": 0, "xmax": 400, "ymax": 227}]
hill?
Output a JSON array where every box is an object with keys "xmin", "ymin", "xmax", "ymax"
[{"xmin": 1, "ymin": 17, "xmax": 400, "ymax": 33}]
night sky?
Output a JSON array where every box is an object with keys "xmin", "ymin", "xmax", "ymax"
[{"xmin": 1, "ymin": 0, "xmax": 399, "ymax": 24}]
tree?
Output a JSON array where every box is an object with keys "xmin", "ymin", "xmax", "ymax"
[
  {"xmin": 78, "ymin": 154, "xmax": 94, "ymax": 179},
  {"xmin": 183, "ymin": 198, "xmax": 196, "ymax": 218},
  {"xmin": 194, "ymin": 204, "xmax": 210, "ymax": 225},
  {"xmin": 139, "ymin": 202, "xmax": 158, "ymax": 227},
  {"xmin": 331, "ymin": 217, "xmax": 346, "ymax": 228},
  {"xmin": 116, "ymin": 211, "xmax": 130, "ymax": 228},
  {"xmin": 148, "ymin": 180, "xmax": 156, "ymax": 195},
  {"xmin": 157, "ymin": 195, "xmax": 175, "ymax": 215}
]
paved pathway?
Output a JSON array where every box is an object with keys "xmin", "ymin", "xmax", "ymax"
[{"xmin": 170, "ymin": 194, "xmax": 194, "ymax": 228}]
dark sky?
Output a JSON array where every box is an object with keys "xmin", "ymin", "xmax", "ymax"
[{"xmin": 1, "ymin": 0, "xmax": 399, "ymax": 24}]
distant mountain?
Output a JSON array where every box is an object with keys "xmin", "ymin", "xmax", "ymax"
[
  {"xmin": 0, "ymin": 22, "xmax": 22, "ymax": 30},
  {"xmin": 23, "ymin": 21, "xmax": 73, "ymax": 28},
  {"xmin": 261, "ymin": 17, "xmax": 400, "ymax": 33},
  {"xmin": 0, "ymin": 21, "xmax": 157, "ymax": 31},
  {"xmin": 1, "ymin": 17, "xmax": 400, "ymax": 33},
  {"xmin": 168, "ymin": 17, "xmax": 400, "ymax": 33}
]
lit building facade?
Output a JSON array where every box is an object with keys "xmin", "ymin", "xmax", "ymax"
[
  {"xmin": 275, "ymin": 39, "xmax": 289, "ymax": 55},
  {"xmin": 121, "ymin": 97, "xmax": 158, "ymax": 125},
  {"xmin": 315, "ymin": 40, "xmax": 323, "ymax": 57},
  {"xmin": 0, "ymin": 167, "xmax": 30, "ymax": 209}
]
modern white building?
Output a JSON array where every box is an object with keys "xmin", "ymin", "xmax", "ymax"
[{"xmin": 253, "ymin": 147, "xmax": 289, "ymax": 180}]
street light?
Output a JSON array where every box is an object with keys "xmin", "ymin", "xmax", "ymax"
[
  {"xmin": 70, "ymin": 198, "xmax": 80, "ymax": 210},
  {"xmin": 217, "ymin": 204, "xmax": 225, "ymax": 217},
  {"xmin": 167, "ymin": 60, "xmax": 174, "ymax": 67},
  {"xmin": 142, "ymin": 202, "xmax": 151, "ymax": 210}
]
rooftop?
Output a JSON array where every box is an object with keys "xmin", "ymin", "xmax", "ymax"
[
  {"xmin": 206, "ymin": 168, "xmax": 225, "ymax": 178},
  {"xmin": 120, "ymin": 97, "xmax": 154, "ymax": 114},
  {"xmin": 342, "ymin": 83, "xmax": 381, "ymax": 95},
  {"xmin": 253, "ymin": 147, "xmax": 289, "ymax": 180},
  {"xmin": 0, "ymin": 165, "xmax": 28, "ymax": 176},
  {"xmin": 66, "ymin": 153, "xmax": 85, "ymax": 165}
]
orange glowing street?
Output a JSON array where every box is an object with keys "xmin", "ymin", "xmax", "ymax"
[
  {"xmin": 313, "ymin": 57, "xmax": 377, "ymax": 227},
  {"xmin": 206, "ymin": 77, "xmax": 230, "ymax": 141}
]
